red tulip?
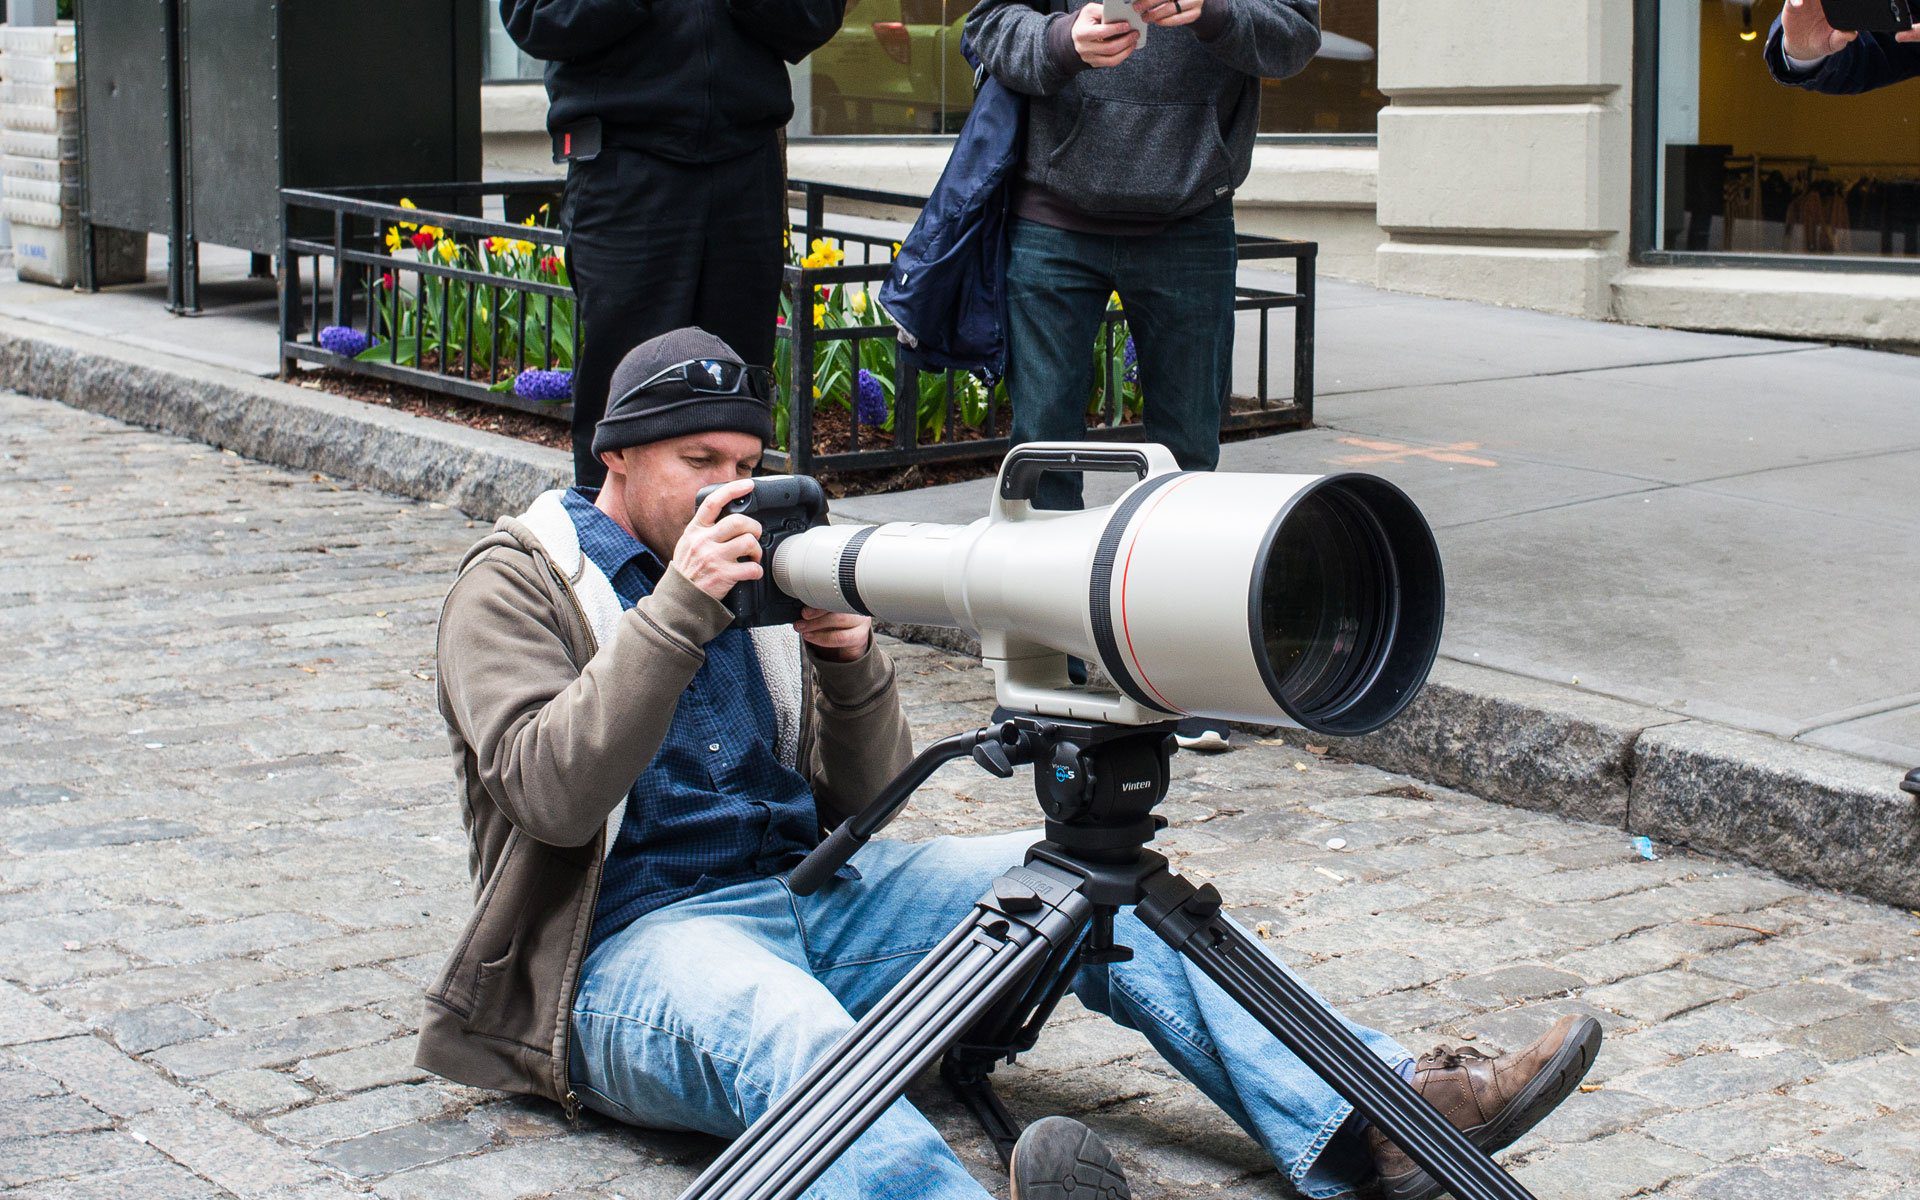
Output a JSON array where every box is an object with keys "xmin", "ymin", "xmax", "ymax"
[
  {"xmin": 539, "ymin": 254, "xmax": 562, "ymax": 273},
  {"xmin": 410, "ymin": 231, "xmax": 434, "ymax": 251},
  {"xmin": 379, "ymin": 271, "xmax": 394, "ymax": 290}
]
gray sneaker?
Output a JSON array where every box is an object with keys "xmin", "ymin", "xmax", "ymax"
[{"xmin": 1009, "ymin": 1116, "xmax": 1130, "ymax": 1200}]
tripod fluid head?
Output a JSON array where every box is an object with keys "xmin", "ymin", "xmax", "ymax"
[{"xmin": 789, "ymin": 713, "xmax": 1184, "ymax": 895}]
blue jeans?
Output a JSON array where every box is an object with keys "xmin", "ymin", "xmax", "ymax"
[
  {"xmin": 1005, "ymin": 208, "xmax": 1239, "ymax": 512},
  {"xmin": 570, "ymin": 831, "xmax": 1410, "ymax": 1200}
]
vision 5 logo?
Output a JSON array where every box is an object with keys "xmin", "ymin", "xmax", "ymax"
[{"xmin": 1054, "ymin": 766, "xmax": 1077, "ymax": 784}]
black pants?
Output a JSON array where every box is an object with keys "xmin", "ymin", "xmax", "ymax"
[{"xmin": 563, "ymin": 139, "xmax": 784, "ymax": 486}]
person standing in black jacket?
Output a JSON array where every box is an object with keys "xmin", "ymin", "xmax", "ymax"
[{"xmin": 502, "ymin": 0, "xmax": 847, "ymax": 485}]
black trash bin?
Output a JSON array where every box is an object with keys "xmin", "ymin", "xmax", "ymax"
[{"xmin": 76, "ymin": 0, "xmax": 480, "ymax": 310}]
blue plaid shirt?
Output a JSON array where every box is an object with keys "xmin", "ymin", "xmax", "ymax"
[{"xmin": 563, "ymin": 489, "xmax": 825, "ymax": 949}]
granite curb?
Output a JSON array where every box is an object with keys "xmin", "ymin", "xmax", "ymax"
[{"xmin": 6, "ymin": 314, "xmax": 1912, "ymax": 910}]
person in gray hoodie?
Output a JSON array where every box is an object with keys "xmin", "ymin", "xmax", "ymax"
[
  {"xmin": 969, "ymin": 0, "xmax": 1322, "ymax": 753},
  {"xmin": 968, "ymin": 0, "xmax": 1320, "ymax": 512}
]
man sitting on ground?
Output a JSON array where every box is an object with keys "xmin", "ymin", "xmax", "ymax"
[{"xmin": 418, "ymin": 326, "xmax": 1602, "ymax": 1200}]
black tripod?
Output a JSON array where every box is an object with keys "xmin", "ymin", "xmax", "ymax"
[{"xmin": 675, "ymin": 716, "xmax": 1539, "ymax": 1200}]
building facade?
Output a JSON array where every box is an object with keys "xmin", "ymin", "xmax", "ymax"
[{"xmin": 480, "ymin": 0, "xmax": 1920, "ymax": 347}]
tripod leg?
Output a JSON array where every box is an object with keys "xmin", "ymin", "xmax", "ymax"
[
  {"xmin": 676, "ymin": 863, "xmax": 1092, "ymax": 1200},
  {"xmin": 1136, "ymin": 871, "xmax": 1540, "ymax": 1200},
  {"xmin": 940, "ymin": 930, "xmax": 1089, "ymax": 1168}
]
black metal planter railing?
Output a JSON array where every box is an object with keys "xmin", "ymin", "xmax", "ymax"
[
  {"xmin": 280, "ymin": 180, "xmax": 573, "ymax": 419},
  {"xmin": 279, "ymin": 178, "xmax": 1316, "ymax": 477}
]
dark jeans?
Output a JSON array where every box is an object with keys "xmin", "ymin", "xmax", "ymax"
[
  {"xmin": 563, "ymin": 139, "xmax": 784, "ymax": 486},
  {"xmin": 1005, "ymin": 205, "xmax": 1238, "ymax": 511}
]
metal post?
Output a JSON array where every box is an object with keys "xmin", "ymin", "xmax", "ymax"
[
  {"xmin": 790, "ymin": 270, "xmax": 815, "ymax": 477},
  {"xmin": 278, "ymin": 199, "xmax": 298, "ymax": 378},
  {"xmin": 162, "ymin": 0, "xmax": 190, "ymax": 313},
  {"xmin": 1295, "ymin": 247, "xmax": 1316, "ymax": 428}
]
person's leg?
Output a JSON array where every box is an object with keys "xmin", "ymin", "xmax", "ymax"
[
  {"xmin": 1117, "ymin": 205, "xmax": 1240, "ymax": 750},
  {"xmin": 1005, "ymin": 220, "xmax": 1115, "ymax": 512},
  {"xmin": 570, "ymin": 877, "xmax": 991, "ymax": 1200},
  {"xmin": 792, "ymin": 829, "xmax": 1042, "ymax": 1015},
  {"xmin": 694, "ymin": 138, "xmax": 784, "ymax": 372},
  {"xmin": 1071, "ymin": 909, "xmax": 1411, "ymax": 1200},
  {"xmin": 1113, "ymin": 203, "xmax": 1238, "ymax": 476},
  {"xmin": 561, "ymin": 148, "xmax": 707, "ymax": 487}
]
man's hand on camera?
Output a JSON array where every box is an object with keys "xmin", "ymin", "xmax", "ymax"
[
  {"xmin": 1072, "ymin": 3, "xmax": 1138, "ymax": 68},
  {"xmin": 1781, "ymin": 0, "xmax": 1858, "ymax": 61},
  {"xmin": 1134, "ymin": 0, "xmax": 1201, "ymax": 29},
  {"xmin": 794, "ymin": 607, "xmax": 871, "ymax": 663},
  {"xmin": 671, "ymin": 479, "xmax": 765, "ymax": 603}
]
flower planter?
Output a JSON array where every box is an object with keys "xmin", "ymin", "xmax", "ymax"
[{"xmin": 280, "ymin": 180, "xmax": 1316, "ymax": 477}]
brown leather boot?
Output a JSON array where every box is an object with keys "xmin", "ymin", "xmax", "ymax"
[{"xmin": 1367, "ymin": 1014, "xmax": 1602, "ymax": 1200}]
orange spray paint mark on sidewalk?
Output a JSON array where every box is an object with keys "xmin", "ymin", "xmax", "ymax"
[{"xmin": 1333, "ymin": 437, "xmax": 1500, "ymax": 468}]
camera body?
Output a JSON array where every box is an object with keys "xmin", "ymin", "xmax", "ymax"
[
  {"xmin": 1823, "ymin": 0, "xmax": 1915, "ymax": 33},
  {"xmin": 694, "ymin": 475, "xmax": 830, "ymax": 629}
]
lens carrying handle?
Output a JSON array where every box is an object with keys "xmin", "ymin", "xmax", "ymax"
[{"xmin": 990, "ymin": 443, "xmax": 1180, "ymax": 524}]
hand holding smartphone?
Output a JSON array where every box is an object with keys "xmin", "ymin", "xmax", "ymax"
[{"xmin": 1821, "ymin": 0, "xmax": 1917, "ymax": 32}]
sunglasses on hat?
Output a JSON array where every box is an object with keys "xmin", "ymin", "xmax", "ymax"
[{"xmin": 629, "ymin": 358, "xmax": 777, "ymax": 407}]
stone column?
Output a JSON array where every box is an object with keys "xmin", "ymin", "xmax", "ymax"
[{"xmin": 1373, "ymin": 0, "xmax": 1635, "ymax": 318}]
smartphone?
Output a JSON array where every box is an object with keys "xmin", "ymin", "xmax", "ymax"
[
  {"xmin": 1101, "ymin": 0, "xmax": 1148, "ymax": 39},
  {"xmin": 1822, "ymin": 0, "xmax": 1916, "ymax": 33}
]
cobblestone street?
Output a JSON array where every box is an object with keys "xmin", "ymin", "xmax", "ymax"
[{"xmin": 2, "ymin": 391, "xmax": 1918, "ymax": 1199}]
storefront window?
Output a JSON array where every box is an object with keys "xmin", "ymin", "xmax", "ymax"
[
  {"xmin": 1259, "ymin": 0, "xmax": 1380, "ymax": 135},
  {"xmin": 788, "ymin": 0, "xmax": 1381, "ymax": 137},
  {"xmin": 1656, "ymin": 0, "xmax": 1920, "ymax": 260}
]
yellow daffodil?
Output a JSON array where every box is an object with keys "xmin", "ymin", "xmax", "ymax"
[
  {"xmin": 384, "ymin": 226, "xmax": 401, "ymax": 252},
  {"xmin": 513, "ymin": 239, "xmax": 536, "ymax": 256},
  {"xmin": 812, "ymin": 385, "xmax": 822, "ymax": 399},
  {"xmin": 807, "ymin": 237, "xmax": 845, "ymax": 267},
  {"xmin": 813, "ymin": 302, "xmax": 826, "ymax": 326},
  {"xmin": 436, "ymin": 239, "xmax": 457, "ymax": 263},
  {"xmin": 851, "ymin": 291, "xmax": 868, "ymax": 316},
  {"xmin": 891, "ymin": 241, "xmax": 902, "ymax": 255},
  {"xmin": 523, "ymin": 213, "xmax": 539, "ymax": 227},
  {"xmin": 396, "ymin": 199, "xmax": 418, "ymax": 233},
  {"xmin": 399, "ymin": 198, "xmax": 417, "ymax": 209},
  {"xmin": 420, "ymin": 224, "xmax": 444, "ymax": 241}
]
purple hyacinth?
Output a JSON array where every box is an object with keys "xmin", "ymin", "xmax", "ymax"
[
  {"xmin": 513, "ymin": 369, "xmax": 574, "ymax": 402},
  {"xmin": 318, "ymin": 325, "xmax": 375, "ymax": 357},
  {"xmin": 855, "ymin": 368, "xmax": 887, "ymax": 426},
  {"xmin": 1123, "ymin": 336, "xmax": 1139, "ymax": 384}
]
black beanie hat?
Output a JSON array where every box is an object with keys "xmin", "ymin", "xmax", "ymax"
[{"xmin": 590, "ymin": 327, "xmax": 776, "ymax": 458}]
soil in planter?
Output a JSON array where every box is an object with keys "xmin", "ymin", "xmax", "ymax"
[{"xmin": 300, "ymin": 368, "xmax": 572, "ymax": 451}]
